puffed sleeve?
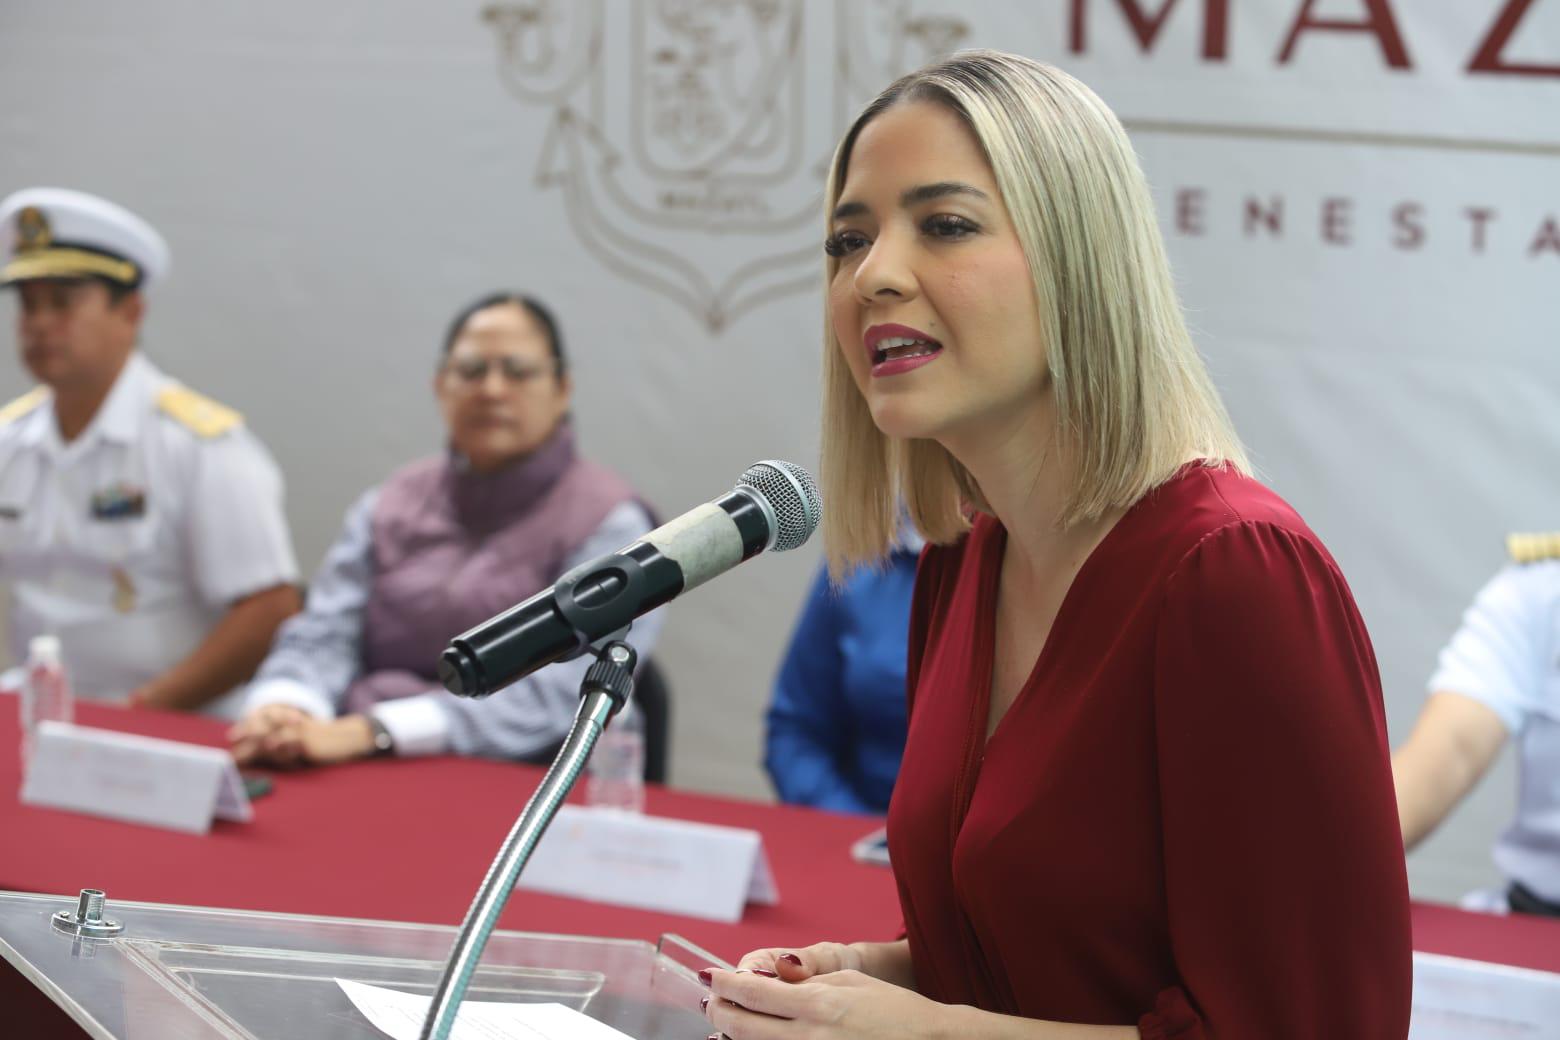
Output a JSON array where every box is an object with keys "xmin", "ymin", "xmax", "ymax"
[
  {"xmin": 1145, "ymin": 521, "xmax": 1411, "ymax": 1039},
  {"xmin": 187, "ymin": 428, "xmax": 300, "ymax": 605}
]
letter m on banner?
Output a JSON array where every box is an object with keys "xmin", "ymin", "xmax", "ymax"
[{"xmin": 1069, "ymin": 0, "xmax": 1231, "ymax": 60}]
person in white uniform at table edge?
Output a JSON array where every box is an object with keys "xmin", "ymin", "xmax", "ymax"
[
  {"xmin": 0, "ymin": 187, "xmax": 300, "ymax": 717},
  {"xmin": 1395, "ymin": 531, "xmax": 1560, "ymax": 918}
]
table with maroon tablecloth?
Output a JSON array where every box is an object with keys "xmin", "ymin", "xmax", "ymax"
[{"xmin": 3, "ymin": 695, "xmax": 1557, "ymax": 1037}]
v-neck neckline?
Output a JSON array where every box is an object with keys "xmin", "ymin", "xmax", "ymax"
[
  {"xmin": 940, "ymin": 466, "xmax": 1213, "ymax": 846},
  {"xmin": 969, "ymin": 499, "xmax": 1138, "ymax": 760}
]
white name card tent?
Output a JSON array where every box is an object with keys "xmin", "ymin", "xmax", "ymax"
[
  {"xmin": 21, "ymin": 721, "xmax": 252, "ymax": 834},
  {"xmin": 1409, "ymin": 951, "xmax": 1560, "ymax": 1039},
  {"xmin": 519, "ymin": 805, "xmax": 779, "ymax": 923}
]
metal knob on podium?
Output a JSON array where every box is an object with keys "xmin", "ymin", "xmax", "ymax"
[{"xmin": 52, "ymin": 888, "xmax": 124, "ymax": 939}]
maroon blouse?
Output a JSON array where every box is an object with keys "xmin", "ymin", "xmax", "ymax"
[{"xmin": 887, "ymin": 464, "xmax": 1411, "ymax": 1038}]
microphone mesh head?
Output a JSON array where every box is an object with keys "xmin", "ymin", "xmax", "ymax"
[{"xmin": 739, "ymin": 460, "xmax": 822, "ymax": 552}]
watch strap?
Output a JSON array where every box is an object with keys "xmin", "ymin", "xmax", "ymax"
[{"xmin": 365, "ymin": 713, "xmax": 395, "ymax": 757}]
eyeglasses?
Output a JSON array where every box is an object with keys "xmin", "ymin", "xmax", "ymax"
[{"xmin": 443, "ymin": 355, "xmax": 557, "ymax": 386}]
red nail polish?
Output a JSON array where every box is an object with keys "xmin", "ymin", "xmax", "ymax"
[
  {"xmin": 752, "ymin": 968, "xmax": 778, "ymax": 977},
  {"xmin": 779, "ymin": 953, "xmax": 803, "ymax": 966},
  {"xmin": 700, "ymin": 996, "xmax": 710, "ymax": 1012},
  {"xmin": 698, "ymin": 968, "xmax": 713, "ymax": 987}
]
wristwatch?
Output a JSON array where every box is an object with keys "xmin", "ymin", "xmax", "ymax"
[{"xmin": 365, "ymin": 713, "xmax": 395, "ymax": 757}]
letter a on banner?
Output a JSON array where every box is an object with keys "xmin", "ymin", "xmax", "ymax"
[{"xmin": 1277, "ymin": 0, "xmax": 1412, "ymax": 68}]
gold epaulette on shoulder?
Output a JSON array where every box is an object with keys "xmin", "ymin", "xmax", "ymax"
[
  {"xmin": 156, "ymin": 385, "xmax": 242, "ymax": 438},
  {"xmin": 0, "ymin": 387, "xmax": 47, "ymax": 427},
  {"xmin": 1506, "ymin": 532, "xmax": 1560, "ymax": 565}
]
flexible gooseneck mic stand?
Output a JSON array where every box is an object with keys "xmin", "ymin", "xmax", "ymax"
[{"xmin": 417, "ymin": 638, "xmax": 638, "ymax": 1040}]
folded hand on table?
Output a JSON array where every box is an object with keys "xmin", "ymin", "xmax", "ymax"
[{"xmin": 228, "ymin": 704, "xmax": 375, "ymax": 767}]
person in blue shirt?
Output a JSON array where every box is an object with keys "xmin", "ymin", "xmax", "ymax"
[{"xmin": 764, "ymin": 531, "xmax": 922, "ymax": 814}]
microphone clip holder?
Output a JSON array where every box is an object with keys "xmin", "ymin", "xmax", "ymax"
[
  {"xmin": 552, "ymin": 552, "xmax": 648, "ymax": 661},
  {"xmin": 578, "ymin": 638, "xmax": 637, "ymax": 720}
]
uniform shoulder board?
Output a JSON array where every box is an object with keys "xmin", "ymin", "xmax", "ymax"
[
  {"xmin": 0, "ymin": 387, "xmax": 47, "ymax": 427},
  {"xmin": 156, "ymin": 385, "xmax": 242, "ymax": 439},
  {"xmin": 1506, "ymin": 532, "xmax": 1560, "ymax": 565}
]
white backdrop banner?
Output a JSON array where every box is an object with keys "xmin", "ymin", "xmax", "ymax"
[{"xmin": 0, "ymin": 1, "xmax": 1555, "ymax": 899}]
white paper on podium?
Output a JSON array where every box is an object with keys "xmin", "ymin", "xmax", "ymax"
[
  {"xmin": 518, "ymin": 805, "xmax": 778, "ymax": 922},
  {"xmin": 337, "ymin": 978, "xmax": 635, "ymax": 1040},
  {"xmin": 20, "ymin": 721, "xmax": 251, "ymax": 833},
  {"xmin": 1409, "ymin": 951, "xmax": 1560, "ymax": 1038}
]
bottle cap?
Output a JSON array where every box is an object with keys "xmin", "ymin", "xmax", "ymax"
[{"xmin": 28, "ymin": 634, "xmax": 62, "ymax": 666}]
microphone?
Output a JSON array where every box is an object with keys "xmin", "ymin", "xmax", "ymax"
[{"xmin": 438, "ymin": 460, "xmax": 822, "ymax": 698}]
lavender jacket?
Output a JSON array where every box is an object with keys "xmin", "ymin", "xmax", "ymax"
[{"xmin": 243, "ymin": 443, "xmax": 661, "ymax": 760}]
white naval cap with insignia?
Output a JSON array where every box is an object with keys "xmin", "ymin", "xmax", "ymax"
[{"xmin": 0, "ymin": 187, "xmax": 170, "ymax": 291}]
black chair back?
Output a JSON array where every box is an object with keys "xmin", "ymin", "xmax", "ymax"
[{"xmin": 633, "ymin": 658, "xmax": 672, "ymax": 784}]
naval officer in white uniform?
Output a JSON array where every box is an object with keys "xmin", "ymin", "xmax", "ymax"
[
  {"xmin": 0, "ymin": 187, "xmax": 300, "ymax": 717},
  {"xmin": 1394, "ymin": 532, "xmax": 1560, "ymax": 917}
]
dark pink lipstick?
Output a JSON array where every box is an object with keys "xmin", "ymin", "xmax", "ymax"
[{"xmin": 864, "ymin": 323, "xmax": 943, "ymax": 378}]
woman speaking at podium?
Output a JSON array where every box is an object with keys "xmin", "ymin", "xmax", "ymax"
[{"xmin": 700, "ymin": 51, "xmax": 1411, "ymax": 1039}]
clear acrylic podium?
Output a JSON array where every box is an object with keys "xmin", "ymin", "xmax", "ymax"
[{"xmin": 0, "ymin": 889, "xmax": 726, "ymax": 1039}]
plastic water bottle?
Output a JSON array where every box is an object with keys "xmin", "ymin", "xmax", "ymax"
[
  {"xmin": 19, "ymin": 635, "xmax": 74, "ymax": 772},
  {"xmin": 586, "ymin": 705, "xmax": 645, "ymax": 813}
]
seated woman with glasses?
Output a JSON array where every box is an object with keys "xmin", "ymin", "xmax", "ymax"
[{"xmin": 229, "ymin": 292, "xmax": 661, "ymax": 766}]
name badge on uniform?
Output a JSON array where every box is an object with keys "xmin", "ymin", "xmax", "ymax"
[{"xmin": 89, "ymin": 483, "xmax": 146, "ymax": 520}]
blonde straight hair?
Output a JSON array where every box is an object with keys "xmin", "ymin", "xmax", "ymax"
[{"xmin": 820, "ymin": 50, "xmax": 1249, "ymax": 576}]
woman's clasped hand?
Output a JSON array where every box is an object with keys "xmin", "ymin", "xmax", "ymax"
[{"xmin": 700, "ymin": 943, "xmax": 953, "ymax": 1040}]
